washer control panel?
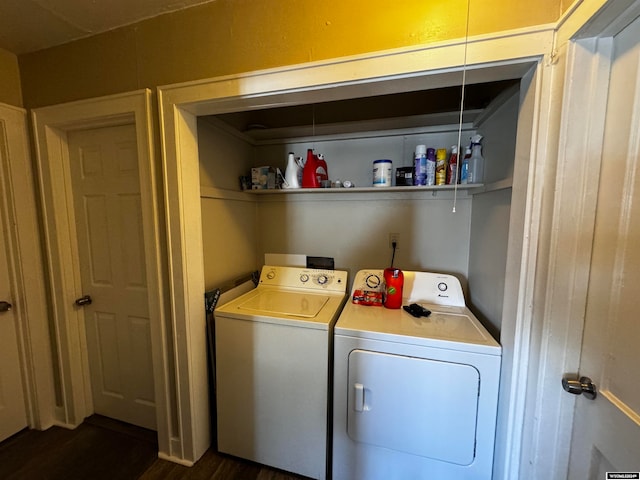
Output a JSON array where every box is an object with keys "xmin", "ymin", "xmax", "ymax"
[{"xmin": 259, "ymin": 265, "xmax": 348, "ymax": 293}]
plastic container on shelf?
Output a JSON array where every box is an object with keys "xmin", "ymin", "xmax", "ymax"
[
  {"xmin": 302, "ymin": 149, "xmax": 320, "ymax": 188},
  {"xmin": 373, "ymin": 159, "xmax": 393, "ymax": 187},
  {"xmin": 414, "ymin": 145, "xmax": 427, "ymax": 186},
  {"xmin": 446, "ymin": 146, "xmax": 458, "ymax": 185},
  {"xmin": 316, "ymin": 153, "xmax": 329, "ymax": 185},
  {"xmin": 460, "ymin": 146, "xmax": 471, "ymax": 184},
  {"xmin": 468, "ymin": 134, "xmax": 485, "ymax": 184},
  {"xmin": 383, "ymin": 267, "xmax": 404, "ymax": 309},
  {"xmin": 425, "ymin": 148, "xmax": 436, "ymax": 186},
  {"xmin": 284, "ymin": 152, "xmax": 301, "ymax": 188},
  {"xmin": 435, "ymin": 148, "xmax": 447, "ymax": 185}
]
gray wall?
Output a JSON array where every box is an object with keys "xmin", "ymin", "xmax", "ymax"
[
  {"xmin": 198, "ymin": 118, "xmax": 259, "ymax": 291},
  {"xmin": 198, "ymin": 91, "xmax": 519, "ymax": 334},
  {"xmin": 468, "ymin": 91, "xmax": 520, "ymax": 337}
]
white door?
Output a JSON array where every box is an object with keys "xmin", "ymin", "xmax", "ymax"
[
  {"xmin": 68, "ymin": 124, "xmax": 156, "ymax": 431},
  {"xmin": 347, "ymin": 350, "xmax": 479, "ymax": 465},
  {"xmin": 0, "ymin": 221, "xmax": 28, "ymax": 441},
  {"xmin": 567, "ymin": 14, "xmax": 640, "ymax": 478}
]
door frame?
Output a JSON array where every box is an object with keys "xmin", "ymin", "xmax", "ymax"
[
  {"xmin": 31, "ymin": 90, "xmax": 172, "ymax": 457},
  {"xmin": 0, "ymin": 102, "xmax": 54, "ymax": 430},
  {"xmin": 524, "ymin": 0, "xmax": 640, "ymax": 478},
  {"xmin": 157, "ymin": 24, "xmax": 556, "ymax": 470}
]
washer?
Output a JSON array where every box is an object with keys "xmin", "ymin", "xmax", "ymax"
[
  {"xmin": 332, "ymin": 269, "xmax": 501, "ymax": 480},
  {"xmin": 214, "ymin": 265, "xmax": 348, "ymax": 480}
]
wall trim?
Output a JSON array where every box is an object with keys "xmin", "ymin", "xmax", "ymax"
[
  {"xmin": 157, "ymin": 26, "xmax": 554, "ymax": 467},
  {"xmin": 0, "ymin": 102, "xmax": 55, "ymax": 431},
  {"xmin": 30, "ymin": 90, "xmax": 172, "ymax": 456}
]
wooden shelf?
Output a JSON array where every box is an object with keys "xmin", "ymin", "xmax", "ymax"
[
  {"xmin": 199, "ymin": 182, "xmax": 512, "ymax": 201},
  {"xmin": 246, "ymin": 184, "xmax": 485, "ymax": 194}
]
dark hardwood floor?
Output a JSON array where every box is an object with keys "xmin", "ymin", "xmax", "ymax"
[{"xmin": 0, "ymin": 415, "xmax": 310, "ymax": 480}]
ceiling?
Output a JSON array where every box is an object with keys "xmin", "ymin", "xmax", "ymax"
[{"xmin": 0, "ymin": 0, "xmax": 215, "ymax": 55}]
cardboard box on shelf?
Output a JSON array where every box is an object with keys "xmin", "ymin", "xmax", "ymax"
[{"xmin": 251, "ymin": 166, "xmax": 277, "ymax": 189}]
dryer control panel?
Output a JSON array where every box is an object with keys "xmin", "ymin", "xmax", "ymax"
[
  {"xmin": 351, "ymin": 270, "xmax": 466, "ymax": 307},
  {"xmin": 259, "ymin": 265, "xmax": 348, "ymax": 293}
]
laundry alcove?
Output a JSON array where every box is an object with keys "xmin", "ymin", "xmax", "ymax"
[{"xmin": 157, "ymin": 37, "xmax": 550, "ymax": 475}]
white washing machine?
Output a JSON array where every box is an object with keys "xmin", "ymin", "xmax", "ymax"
[
  {"xmin": 332, "ymin": 269, "xmax": 501, "ymax": 480},
  {"xmin": 214, "ymin": 265, "xmax": 348, "ymax": 480}
]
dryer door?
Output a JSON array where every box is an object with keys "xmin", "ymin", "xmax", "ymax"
[{"xmin": 347, "ymin": 350, "xmax": 480, "ymax": 465}]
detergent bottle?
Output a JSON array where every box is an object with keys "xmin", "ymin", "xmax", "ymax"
[
  {"xmin": 284, "ymin": 152, "xmax": 301, "ymax": 188},
  {"xmin": 316, "ymin": 153, "xmax": 329, "ymax": 186},
  {"xmin": 302, "ymin": 149, "xmax": 320, "ymax": 188}
]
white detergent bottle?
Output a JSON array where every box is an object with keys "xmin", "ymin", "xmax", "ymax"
[
  {"xmin": 468, "ymin": 134, "xmax": 485, "ymax": 184},
  {"xmin": 284, "ymin": 152, "xmax": 301, "ymax": 188}
]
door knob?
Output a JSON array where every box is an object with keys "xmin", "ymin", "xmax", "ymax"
[
  {"xmin": 75, "ymin": 295, "xmax": 92, "ymax": 307},
  {"xmin": 0, "ymin": 301, "xmax": 12, "ymax": 312},
  {"xmin": 562, "ymin": 375, "xmax": 597, "ymax": 400}
]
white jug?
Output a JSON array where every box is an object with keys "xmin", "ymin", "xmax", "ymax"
[{"xmin": 284, "ymin": 152, "xmax": 301, "ymax": 188}]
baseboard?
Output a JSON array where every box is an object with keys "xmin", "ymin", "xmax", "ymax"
[{"xmin": 157, "ymin": 451, "xmax": 194, "ymax": 467}]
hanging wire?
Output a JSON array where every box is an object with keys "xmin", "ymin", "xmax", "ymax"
[
  {"xmin": 312, "ymin": 104, "xmax": 316, "ymax": 151},
  {"xmin": 453, "ymin": 0, "xmax": 472, "ymax": 214}
]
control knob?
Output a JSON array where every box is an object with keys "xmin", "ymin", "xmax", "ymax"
[{"xmin": 365, "ymin": 274, "xmax": 381, "ymax": 289}]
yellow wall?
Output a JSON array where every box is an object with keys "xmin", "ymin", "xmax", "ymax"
[
  {"xmin": 18, "ymin": 0, "xmax": 563, "ymax": 108},
  {"xmin": 0, "ymin": 47, "xmax": 23, "ymax": 107}
]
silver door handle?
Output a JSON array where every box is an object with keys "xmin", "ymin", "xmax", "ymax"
[
  {"xmin": 0, "ymin": 301, "xmax": 11, "ymax": 312},
  {"xmin": 75, "ymin": 295, "xmax": 92, "ymax": 307},
  {"xmin": 562, "ymin": 375, "xmax": 597, "ymax": 400}
]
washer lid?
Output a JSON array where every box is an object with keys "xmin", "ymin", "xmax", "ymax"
[
  {"xmin": 236, "ymin": 290, "xmax": 329, "ymax": 318},
  {"xmin": 215, "ymin": 286, "xmax": 346, "ymax": 329}
]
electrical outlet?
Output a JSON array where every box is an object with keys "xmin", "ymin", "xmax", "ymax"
[{"xmin": 389, "ymin": 232, "xmax": 400, "ymax": 249}]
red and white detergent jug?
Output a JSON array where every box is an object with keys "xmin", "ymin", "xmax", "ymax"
[{"xmin": 302, "ymin": 149, "xmax": 320, "ymax": 188}]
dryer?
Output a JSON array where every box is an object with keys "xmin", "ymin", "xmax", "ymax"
[
  {"xmin": 215, "ymin": 265, "xmax": 348, "ymax": 480},
  {"xmin": 332, "ymin": 269, "xmax": 501, "ymax": 480}
]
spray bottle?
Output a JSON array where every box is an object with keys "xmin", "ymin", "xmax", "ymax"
[
  {"xmin": 468, "ymin": 134, "xmax": 485, "ymax": 184},
  {"xmin": 426, "ymin": 148, "xmax": 437, "ymax": 186},
  {"xmin": 446, "ymin": 146, "xmax": 458, "ymax": 185},
  {"xmin": 414, "ymin": 145, "xmax": 427, "ymax": 186},
  {"xmin": 435, "ymin": 148, "xmax": 447, "ymax": 185},
  {"xmin": 460, "ymin": 146, "xmax": 471, "ymax": 184}
]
